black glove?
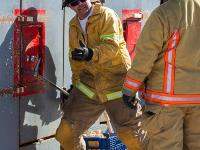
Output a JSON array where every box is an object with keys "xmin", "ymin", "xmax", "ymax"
[
  {"xmin": 123, "ymin": 94, "xmax": 138, "ymax": 109},
  {"xmin": 71, "ymin": 40, "xmax": 93, "ymax": 61},
  {"xmin": 60, "ymin": 85, "xmax": 73, "ymax": 109}
]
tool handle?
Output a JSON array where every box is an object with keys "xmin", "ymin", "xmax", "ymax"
[{"xmin": 38, "ymin": 75, "xmax": 70, "ymax": 96}]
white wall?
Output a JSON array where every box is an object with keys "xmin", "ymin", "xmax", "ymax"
[{"xmin": 104, "ymin": 0, "xmax": 160, "ymax": 25}]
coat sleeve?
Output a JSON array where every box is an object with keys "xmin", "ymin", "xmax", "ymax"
[
  {"xmin": 122, "ymin": 10, "xmax": 165, "ymax": 96},
  {"xmin": 91, "ymin": 9, "xmax": 125, "ymax": 64}
]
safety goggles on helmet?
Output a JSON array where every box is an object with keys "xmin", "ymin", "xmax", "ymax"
[{"xmin": 69, "ymin": 0, "xmax": 87, "ymax": 7}]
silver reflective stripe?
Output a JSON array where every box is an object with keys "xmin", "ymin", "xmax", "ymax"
[
  {"xmin": 166, "ymin": 64, "xmax": 172, "ymax": 93},
  {"xmin": 166, "ymin": 31, "xmax": 178, "ymax": 93},
  {"xmin": 143, "ymin": 92, "xmax": 200, "ymax": 101},
  {"xmin": 75, "ymin": 81, "xmax": 95, "ymax": 99},
  {"xmin": 125, "ymin": 80, "xmax": 140, "ymax": 88},
  {"xmin": 107, "ymin": 91, "xmax": 122, "ymax": 101}
]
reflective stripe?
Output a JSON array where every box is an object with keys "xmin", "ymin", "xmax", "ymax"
[
  {"xmin": 140, "ymin": 90, "xmax": 200, "ymax": 104},
  {"xmin": 124, "ymin": 76, "xmax": 142, "ymax": 91},
  {"xmin": 75, "ymin": 81, "xmax": 95, "ymax": 99},
  {"xmin": 106, "ymin": 91, "xmax": 122, "ymax": 101},
  {"xmin": 100, "ymin": 33, "xmax": 122, "ymax": 41},
  {"xmin": 75, "ymin": 81, "xmax": 121, "ymax": 101},
  {"xmin": 164, "ymin": 30, "xmax": 180, "ymax": 94},
  {"xmin": 69, "ymin": 49, "xmax": 72, "ymax": 58}
]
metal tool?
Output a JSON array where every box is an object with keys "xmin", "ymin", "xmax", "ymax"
[
  {"xmin": 37, "ymin": 74, "xmax": 69, "ymax": 96},
  {"xmin": 33, "ymin": 58, "xmax": 69, "ymax": 96}
]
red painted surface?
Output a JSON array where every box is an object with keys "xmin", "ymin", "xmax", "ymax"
[
  {"xmin": 14, "ymin": 9, "xmax": 46, "ymax": 16},
  {"xmin": 122, "ymin": 9, "xmax": 142, "ymax": 61},
  {"xmin": 13, "ymin": 8, "xmax": 45, "ymax": 96}
]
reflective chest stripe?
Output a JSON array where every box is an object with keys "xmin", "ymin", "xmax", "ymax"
[
  {"xmin": 75, "ymin": 81, "xmax": 122, "ymax": 100},
  {"xmin": 123, "ymin": 76, "xmax": 142, "ymax": 91},
  {"xmin": 163, "ymin": 30, "xmax": 180, "ymax": 94},
  {"xmin": 75, "ymin": 81, "xmax": 95, "ymax": 99}
]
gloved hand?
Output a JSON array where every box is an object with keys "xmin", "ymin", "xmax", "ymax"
[
  {"xmin": 60, "ymin": 85, "xmax": 73, "ymax": 100},
  {"xmin": 67, "ymin": 84, "xmax": 73, "ymax": 93},
  {"xmin": 60, "ymin": 85, "xmax": 73, "ymax": 109},
  {"xmin": 71, "ymin": 40, "xmax": 93, "ymax": 61},
  {"xmin": 123, "ymin": 94, "xmax": 138, "ymax": 109}
]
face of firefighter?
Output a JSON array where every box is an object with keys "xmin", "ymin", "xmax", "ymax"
[{"xmin": 69, "ymin": 0, "xmax": 92, "ymax": 20}]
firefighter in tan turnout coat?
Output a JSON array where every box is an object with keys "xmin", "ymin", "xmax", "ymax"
[
  {"xmin": 122, "ymin": 0, "xmax": 200, "ymax": 149},
  {"xmin": 55, "ymin": 0, "xmax": 142, "ymax": 149}
]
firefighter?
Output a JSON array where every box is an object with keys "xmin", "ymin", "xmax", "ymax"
[
  {"xmin": 55, "ymin": 0, "xmax": 142, "ymax": 149},
  {"xmin": 122, "ymin": 0, "xmax": 200, "ymax": 149}
]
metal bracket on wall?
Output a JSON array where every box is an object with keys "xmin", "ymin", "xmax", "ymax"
[{"xmin": 17, "ymin": 16, "xmax": 34, "ymax": 22}]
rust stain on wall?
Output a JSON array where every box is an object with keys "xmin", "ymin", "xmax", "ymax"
[
  {"xmin": 0, "ymin": 16, "xmax": 16, "ymax": 24},
  {"xmin": 0, "ymin": 87, "xmax": 13, "ymax": 96}
]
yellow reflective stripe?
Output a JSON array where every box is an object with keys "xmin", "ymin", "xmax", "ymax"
[
  {"xmin": 100, "ymin": 33, "xmax": 122, "ymax": 41},
  {"xmin": 69, "ymin": 49, "xmax": 72, "ymax": 58},
  {"xmin": 75, "ymin": 81, "xmax": 95, "ymax": 99},
  {"xmin": 106, "ymin": 91, "xmax": 122, "ymax": 101},
  {"xmin": 100, "ymin": 33, "xmax": 114, "ymax": 40}
]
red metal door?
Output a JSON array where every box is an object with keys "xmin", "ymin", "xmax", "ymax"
[{"xmin": 13, "ymin": 9, "xmax": 46, "ymax": 96}]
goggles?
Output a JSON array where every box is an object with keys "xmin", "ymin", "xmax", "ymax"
[{"xmin": 69, "ymin": 0, "xmax": 87, "ymax": 7}]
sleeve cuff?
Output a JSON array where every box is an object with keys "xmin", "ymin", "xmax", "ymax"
[{"xmin": 122, "ymin": 88, "xmax": 137, "ymax": 97}]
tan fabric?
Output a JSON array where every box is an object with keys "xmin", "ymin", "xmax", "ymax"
[
  {"xmin": 141, "ymin": 101, "xmax": 200, "ymax": 150},
  {"xmin": 121, "ymin": 0, "xmax": 200, "ymax": 149},
  {"xmin": 123, "ymin": 0, "xmax": 200, "ymax": 95},
  {"xmin": 105, "ymin": 96, "xmax": 142, "ymax": 150},
  {"xmin": 56, "ymin": 119, "xmax": 77, "ymax": 150},
  {"xmin": 69, "ymin": 3, "xmax": 131, "ymax": 102},
  {"xmin": 116, "ymin": 127, "xmax": 142, "ymax": 150},
  {"xmin": 56, "ymin": 88, "xmax": 142, "ymax": 149}
]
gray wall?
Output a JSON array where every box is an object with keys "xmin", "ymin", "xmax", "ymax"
[{"xmin": 105, "ymin": 0, "xmax": 160, "ymax": 25}]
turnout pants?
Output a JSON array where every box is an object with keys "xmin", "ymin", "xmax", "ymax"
[
  {"xmin": 56, "ymin": 88, "xmax": 142, "ymax": 150},
  {"xmin": 141, "ymin": 101, "xmax": 200, "ymax": 150}
]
